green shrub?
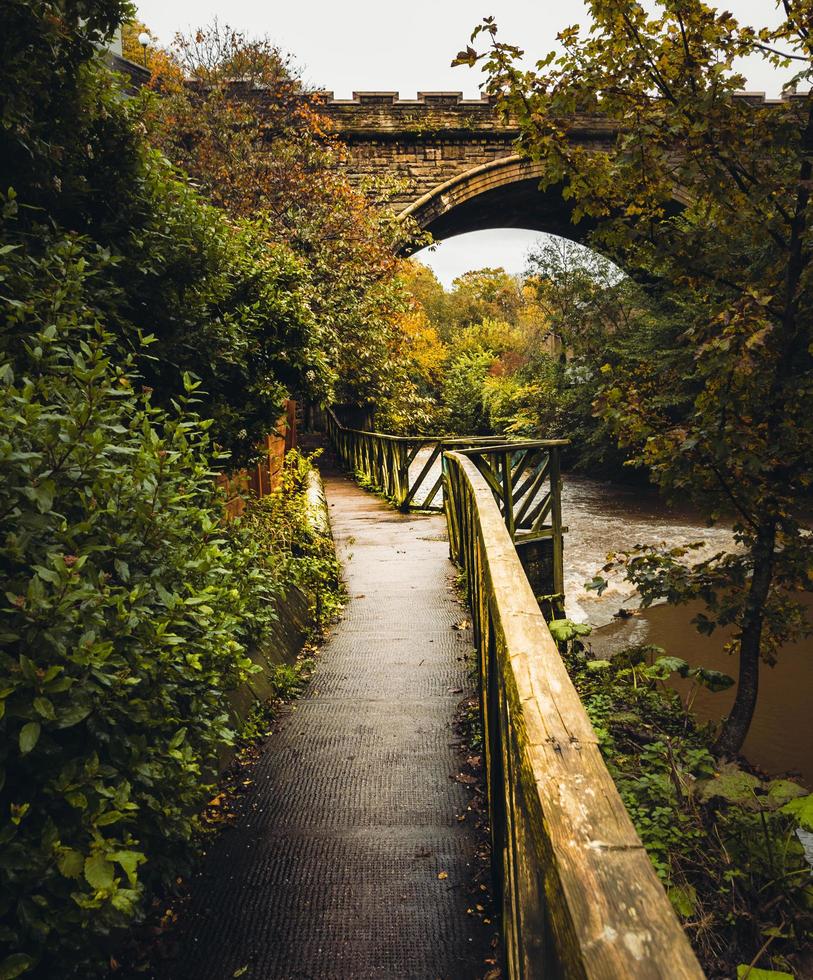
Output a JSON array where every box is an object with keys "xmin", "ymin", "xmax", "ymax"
[
  {"xmin": 2, "ymin": 36, "xmax": 326, "ymax": 467},
  {"xmin": 110, "ymin": 171, "xmax": 324, "ymax": 464},
  {"xmin": 553, "ymin": 623, "xmax": 813, "ymax": 976},
  {"xmin": 240, "ymin": 450, "xmax": 343, "ymax": 630},
  {"xmin": 0, "ymin": 231, "xmax": 277, "ymax": 977},
  {"xmin": 441, "ymin": 350, "xmax": 496, "ymax": 435}
]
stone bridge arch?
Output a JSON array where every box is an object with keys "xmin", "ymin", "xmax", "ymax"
[
  {"xmin": 317, "ymin": 91, "xmax": 613, "ymax": 251},
  {"xmin": 317, "ymin": 90, "xmax": 782, "ymax": 253},
  {"xmin": 399, "ymin": 154, "xmax": 581, "ymax": 247}
]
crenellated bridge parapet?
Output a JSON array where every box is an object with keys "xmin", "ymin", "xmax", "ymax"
[
  {"xmin": 317, "ymin": 89, "xmax": 806, "ymax": 243},
  {"xmin": 316, "ymin": 91, "xmax": 614, "ymax": 236}
]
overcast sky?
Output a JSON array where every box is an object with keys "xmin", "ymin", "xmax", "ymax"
[{"xmin": 135, "ymin": 0, "xmax": 793, "ymax": 286}]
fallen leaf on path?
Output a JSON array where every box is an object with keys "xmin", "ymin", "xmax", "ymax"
[{"xmin": 437, "ymin": 871, "xmax": 448, "ymax": 880}]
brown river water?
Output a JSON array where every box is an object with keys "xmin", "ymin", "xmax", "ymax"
[
  {"xmin": 562, "ymin": 475, "xmax": 812, "ymax": 787},
  {"xmin": 410, "ymin": 451, "xmax": 811, "ymax": 785}
]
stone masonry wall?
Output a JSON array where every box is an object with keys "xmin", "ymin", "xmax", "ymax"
[
  {"xmin": 317, "ymin": 92, "xmax": 523, "ymax": 211},
  {"xmin": 314, "ymin": 90, "xmax": 803, "ymax": 216}
]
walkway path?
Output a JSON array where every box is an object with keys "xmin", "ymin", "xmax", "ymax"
[{"xmin": 168, "ymin": 463, "xmax": 492, "ymax": 979}]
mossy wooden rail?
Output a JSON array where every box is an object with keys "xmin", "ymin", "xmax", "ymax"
[
  {"xmin": 443, "ymin": 450, "xmax": 705, "ymax": 979},
  {"xmin": 326, "ymin": 407, "xmax": 503, "ymax": 510}
]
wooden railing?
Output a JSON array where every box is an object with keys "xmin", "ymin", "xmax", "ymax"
[
  {"xmin": 327, "ymin": 408, "xmax": 501, "ymax": 509},
  {"xmin": 326, "ymin": 409, "xmax": 568, "ymax": 597},
  {"xmin": 443, "ymin": 451, "xmax": 704, "ymax": 979}
]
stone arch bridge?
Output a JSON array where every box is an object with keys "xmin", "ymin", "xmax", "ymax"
[
  {"xmin": 318, "ymin": 90, "xmax": 604, "ymax": 243},
  {"xmin": 317, "ymin": 89, "xmax": 791, "ymax": 247}
]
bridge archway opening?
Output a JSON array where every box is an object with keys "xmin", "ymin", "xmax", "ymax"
[
  {"xmin": 405, "ymin": 156, "xmax": 622, "ymax": 288},
  {"xmin": 399, "ymin": 153, "xmax": 684, "ymax": 282},
  {"xmin": 399, "ymin": 156, "xmax": 595, "ymax": 256}
]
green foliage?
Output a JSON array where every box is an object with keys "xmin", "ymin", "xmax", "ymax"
[
  {"xmin": 428, "ymin": 267, "xmax": 525, "ymax": 342},
  {"xmin": 0, "ymin": 0, "xmax": 129, "ymax": 215},
  {"xmin": 399, "ymin": 252, "xmax": 652, "ymax": 470},
  {"xmin": 0, "ymin": 233, "xmax": 285, "ymax": 975},
  {"xmin": 736, "ymin": 969, "xmax": 794, "ymax": 980},
  {"xmin": 557, "ymin": 631, "xmax": 813, "ymax": 975},
  {"xmin": 546, "ymin": 618, "xmax": 591, "ymax": 643},
  {"xmin": 397, "ymin": 263, "xmax": 541, "ymax": 437},
  {"xmin": 239, "ymin": 450, "xmax": 343, "ymax": 630},
  {"xmin": 117, "ymin": 188, "xmax": 322, "ymax": 463},
  {"xmin": 466, "ymin": 0, "xmax": 813, "ymax": 756},
  {"xmin": 482, "ymin": 355, "xmax": 563, "ymax": 440},
  {"xmin": 441, "ymin": 350, "xmax": 496, "ymax": 435},
  {"xmin": 237, "ymin": 656, "xmax": 316, "ymax": 745},
  {"xmin": 0, "ymin": 10, "xmax": 350, "ymax": 971},
  {"xmin": 1, "ymin": 10, "xmax": 326, "ymax": 466},
  {"xmin": 142, "ymin": 21, "xmax": 423, "ymax": 418}
]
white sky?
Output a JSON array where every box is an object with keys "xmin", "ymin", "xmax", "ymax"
[{"xmin": 135, "ymin": 0, "xmax": 794, "ymax": 287}]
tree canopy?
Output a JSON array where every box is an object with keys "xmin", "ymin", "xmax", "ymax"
[{"xmin": 458, "ymin": 0, "xmax": 813, "ymax": 755}]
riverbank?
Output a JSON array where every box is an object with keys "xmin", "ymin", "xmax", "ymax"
[
  {"xmin": 555, "ymin": 622, "xmax": 813, "ymax": 979},
  {"xmin": 561, "ymin": 474, "xmax": 813, "ymax": 788}
]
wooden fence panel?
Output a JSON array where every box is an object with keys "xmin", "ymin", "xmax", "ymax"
[
  {"xmin": 326, "ymin": 409, "xmax": 567, "ymax": 597},
  {"xmin": 442, "ymin": 451, "xmax": 705, "ymax": 980}
]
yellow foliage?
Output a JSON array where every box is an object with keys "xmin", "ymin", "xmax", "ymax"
[
  {"xmin": 121, "ymin": 20, "xmax": 183, "ymax": 84},
  {"xmin": 397, "ymin": 308, "xmax": 448, "ymax": 385}
]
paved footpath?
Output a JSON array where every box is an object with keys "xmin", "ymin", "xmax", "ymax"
[{"xmin": 167, "ymin": 463, "xmax": 491, "ymax": 979}]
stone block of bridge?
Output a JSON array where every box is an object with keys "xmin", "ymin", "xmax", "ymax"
[
  {"xmin": 313, "ymin": 90, "xmax": 805, "ymax": 243},
  {"xmin": 315, "ymin": 91, "xmax": 621, "ymax": 240},
  {"xmin": 318, "ymin": 90, "xmax": 521, "ymax": 212}
]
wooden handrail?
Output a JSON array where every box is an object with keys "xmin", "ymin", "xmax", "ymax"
[
  {"xmin": 326, "ymin": 410, "xmax": 568, "ymax": 597},
  {"xmin": 326, "ymin": 407, "xmax": 505, "ymax": 511},
  {"xmin": 457, "ymin": 439, "xmax": 570, "ymax": 452},
  {"xmin": 442, "ymin": 450, "xmax": 705, "ymax": 980}
]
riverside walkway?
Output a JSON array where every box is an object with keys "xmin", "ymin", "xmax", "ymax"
[
  {"xmin": 168, "ymin": 461, "xmax": 493, "ymax": 979},
  {"xmin": 165, "ymin": 417, "xmax": 705, "ymax": 980}
]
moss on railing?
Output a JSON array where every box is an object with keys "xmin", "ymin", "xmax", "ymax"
[{"xmin": 443, "ymin": 450, "xmax": 705, "ymax": 979}]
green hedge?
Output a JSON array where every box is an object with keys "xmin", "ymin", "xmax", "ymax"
[{"xmin": 0, "ymin": 229, "xmax": 279, "ymax": 977}]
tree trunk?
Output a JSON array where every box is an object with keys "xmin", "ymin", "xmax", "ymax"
[{"xmin": 713, "ymin": 519, "xmax": 777, "ymax": 757}]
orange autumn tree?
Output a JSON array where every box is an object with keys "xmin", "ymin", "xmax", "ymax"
[{"xmin": 139, "ymin": 22, "xmax": 425, "ymax": 414}]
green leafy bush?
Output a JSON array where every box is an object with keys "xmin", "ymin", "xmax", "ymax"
[
  {"xmin": 0, "ymin": 0, "xmax": 129, "ymax": 218},
  {"xmin": 116, "ymin": 184, "xmax": 323, "ymax": 464},
  {"xmin": 240, "ymin": 450, "xmax": 343, "ymax": 630},
  {"xmin": 2, "ymin": 23, "xmax": 325, "ymax": 467},
  {"xmin": 554, "ymin": 624, "xmax": 813, "ymax": 977},
  {"xmin": 0, "ymin": 231, "xmax": 278, "ymax": 977},
  {"xmin": 441, "ymin": 350, "xmax": 496, "ymax": 435}
]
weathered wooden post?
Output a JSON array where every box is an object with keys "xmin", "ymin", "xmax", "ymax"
[
  {"xmin": 549, "ymin": 444, "xmax": 564, "ymax": 599},
  {"xmin": 501, "ymin": 449, "xmax": 516, "ymax": 538}
]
